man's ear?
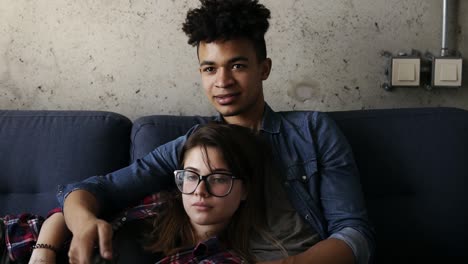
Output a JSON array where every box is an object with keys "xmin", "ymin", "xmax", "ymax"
[{"xmin": 261, "ymin": 58, "xmax": 272, "ymax": 80}]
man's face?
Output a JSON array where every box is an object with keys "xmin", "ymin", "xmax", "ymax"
[{"xmin": 198, "ymin": 38, "xmax": 271, "ymax": 120}]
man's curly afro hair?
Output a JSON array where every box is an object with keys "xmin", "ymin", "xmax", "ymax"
[{"xmin": 182, "ymin": 0, "xmax": 271, "ymax": 61}]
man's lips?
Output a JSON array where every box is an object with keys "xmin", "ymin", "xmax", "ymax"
[{"xmin": 214, "ymin": 93, "xmax": 240, "ymax": 105}]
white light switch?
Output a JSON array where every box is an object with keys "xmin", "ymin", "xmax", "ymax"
[
  {"xmin": 433, "ymin": 58, "xmax": 462, "ymax": 87},
  {"xmin": 391, "ymin": 58, "xmax": 421, "ymax": 86},
  {"xmin": 397, "ymin": 63, "xmax": 416, "ymax": 81},
  {"xmin": 440, "ymin": 63, "xmax": 457, "ymax": 81}
]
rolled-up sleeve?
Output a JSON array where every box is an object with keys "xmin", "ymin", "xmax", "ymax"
[
  {"xmin": 312, "ymin": 112, "xmax": 375, "ymax": 263},
  {"xmin": 330, "ymin": 227, "xmax": 372, "ymax": 264}
]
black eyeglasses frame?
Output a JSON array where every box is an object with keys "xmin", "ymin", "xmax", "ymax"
[{"xmin": 174, "ymin": 169, "xmax": 242, "ymax": 197}]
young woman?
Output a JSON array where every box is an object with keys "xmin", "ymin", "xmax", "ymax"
[{"xmin": 23, "ymin": 123, "xmax": 283, "ymax": 263}]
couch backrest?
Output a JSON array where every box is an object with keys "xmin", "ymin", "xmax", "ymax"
[
  {"xmin": 327, "ymin": 107, "xmax": 468, "ymax": 260},
  {"xmin": 0, "ymin": 110, "xmax": 132, "ymax": 216},
  {"xmin": 132, "ymin": 107, "xmax": 468, "ymax": 260},
  {"xmin": 130, "ymin": 115, "xmax": 211, "ymax": 161}
]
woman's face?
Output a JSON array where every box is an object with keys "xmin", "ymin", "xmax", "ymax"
[{"xmin": 181, "ymin": 145, "xmax": 247, "ymax": 238}]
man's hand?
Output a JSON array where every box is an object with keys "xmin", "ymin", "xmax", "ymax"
[
  {"xmin": 68, "ymin": 219, "xmax": 113, "ymax": 264},
  {"xmin": 62, "ymin": 190, "xmax": 111, "ymax": 264}
]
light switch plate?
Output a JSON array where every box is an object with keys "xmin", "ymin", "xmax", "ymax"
[
  {"xmin": 433, "ymin": 58, "xmax": 463, "ymax": 87},
  {"xmin": 391, "ymin": 58, "xmax": 421, "ymax": 86}
]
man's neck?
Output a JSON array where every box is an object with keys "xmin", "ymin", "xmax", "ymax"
[
  {"xmin": 223, "ymin": 116, "xmax": 261, "ymax": 130},
  {"xmin": 223, "ymin": 105, "xmax": 264, "ymax": 130}
]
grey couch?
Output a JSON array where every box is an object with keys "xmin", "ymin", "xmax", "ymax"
[{"xmin": 1, "ymin": 107, "xmax": 467, "ymax": 263}]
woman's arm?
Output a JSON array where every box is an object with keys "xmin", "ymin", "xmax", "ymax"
[{"xmin": 28, "ymin": 212, "xmax": 71, "ymax": 264}]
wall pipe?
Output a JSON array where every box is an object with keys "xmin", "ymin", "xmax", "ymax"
[{"xmin": 441, "ymin": 0, "xmax": 458, "ymax": 56}]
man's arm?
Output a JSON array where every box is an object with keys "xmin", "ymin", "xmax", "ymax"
[
  {"xmin": 57, "ymin": 128, "xmax": 199, "ymax": 263},
  {"xmin": 260, "ymin": 111, "xmax": 373, "ymax": 264},
  {"xmin": 63, "ymin": 190, "xmax": 114, "ymax": 263},
  {"xmin": 311, "ymin": 112, "xmax": 375, "ymax": 263},
  {"xmin": 56, "ymin": 130, "xmax": 195, "ymax": 213},
  {"xmin": 258, "ymin": 238, "xmax": 354, "ymax": 264}
]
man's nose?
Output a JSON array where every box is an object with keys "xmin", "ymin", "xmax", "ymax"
[
  {"xmin": 215, "ymin": 68, "xmax": 234, "ymax": 88},
  {"xmin": 194, "ymin": 180, "xmax": 209, "ymax": 197}
]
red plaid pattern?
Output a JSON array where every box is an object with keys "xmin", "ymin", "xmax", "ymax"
[
  {"xmin": 156, "ymin": 237, "xmax": 245, "ymax": 264},
  {"xmin": 2, "ymin": 192, "xmax": 245, "ymax": 263}
]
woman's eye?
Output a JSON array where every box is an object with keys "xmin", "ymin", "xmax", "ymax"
[
  {"xmin": 210, "ymin": 176, "xmax": 229, "ymax": 184},
  {"xmin": 186, "ymin": 175, "xmax": 199, "ymax": 181}
]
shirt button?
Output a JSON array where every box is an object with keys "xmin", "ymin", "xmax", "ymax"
[
  {"xmin": 302, "ymin": 175, "xmax": 307, "ymax": 181},
  {"xmin": 121, "ymin": 217, "xmax": 127, "ymax": 222},
  {"xmin": 305, "ymin": 215, "xmax": 311, "ymax": 220}
]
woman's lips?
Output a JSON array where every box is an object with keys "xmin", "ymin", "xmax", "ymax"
[
  {"xmin": 214, "ymin": 93, "xmax": 240, "ymax": 105},
  {"xmin": 192, "ymin": 202, "xmax": 213, "ymax": 211}
]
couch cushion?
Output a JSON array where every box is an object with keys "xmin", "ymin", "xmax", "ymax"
[
  {"xmin": 0, "ymin": 110, "xmax": 132, "ymax": 216},
  {"xmin": 328, "ymin": 107, "xmax": 468, "ymax": 261}
]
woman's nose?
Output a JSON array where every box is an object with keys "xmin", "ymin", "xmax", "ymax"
[{"xmin": 194, "ymin": 180, "xmax": 209, "ymax": 197}]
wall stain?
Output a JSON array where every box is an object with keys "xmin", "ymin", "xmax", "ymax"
[
  {"xmin": 344, "ymin": 0, "xmax": 355, "ymax": 10},
  {"xmin": 1, "ymin": 40, "xmax": 25, "ymax": 106},
  {"xmin": 375, "ymin": 22, "xmax": 381, "ymax": 33},
  {"xmin": 49, "ymin": 48, "xmax": 61, "ymax": 74},
  {"xmin": 287, "ymin": 81, "xmax": 321, "ymax": 103},
  {"xmin": 334, "ymin": 93, "xmax": 344, "ymax": 103}
]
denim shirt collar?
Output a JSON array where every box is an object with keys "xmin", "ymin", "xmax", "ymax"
[
  {"xmin": 213, "ymin": 103, "xmax": 281, "ymax": 134},
  {"xmin": 260, "ymin": 103, "xmax": 281, "ymax": 134}
]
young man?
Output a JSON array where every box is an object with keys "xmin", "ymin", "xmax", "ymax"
[{"xmin": 58, "ymin": 0, "xmax": 375, "ymax": 263}]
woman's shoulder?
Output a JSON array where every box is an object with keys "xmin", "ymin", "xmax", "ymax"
[{"xmin": 110, "ymin": 191, "xmax": 176, "ymax": 227}]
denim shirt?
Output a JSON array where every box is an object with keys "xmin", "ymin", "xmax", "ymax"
[{"xmin": 57, "ymin": 104, "xmax": 375, "ymax": 263}]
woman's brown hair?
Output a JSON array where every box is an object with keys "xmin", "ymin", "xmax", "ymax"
[{"xmin": 144, "ymin": 122, "xmax": 280, "ymax": 262}]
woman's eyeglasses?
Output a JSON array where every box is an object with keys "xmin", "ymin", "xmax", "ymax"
[{"xmin": 174, "ymin": 169, "xmax": 242, "ymax": 197}]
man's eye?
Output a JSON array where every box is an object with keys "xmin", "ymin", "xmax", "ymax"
[
  {"xmin": 202, "ymin": 67, "xmax": 215, "ymax": 72},
  {"xmin": 232, "ymin": 64, "xmax": 245, "ymax": 69}
]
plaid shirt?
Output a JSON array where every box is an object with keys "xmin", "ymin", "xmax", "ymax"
[
  {"xmin": 1, "ymin": 208, "xmax": 61, "ymax": 261},
  {"xmin": 1, "ymin": 192, "xmax": 167, "ymax": 262},
  {"xmin": 1, "ymin": 192, "xmax": 246, "ymax": 263},
  {"xmin": 156, "ymin": 237, "xmax": 245, "ymax": 264}
]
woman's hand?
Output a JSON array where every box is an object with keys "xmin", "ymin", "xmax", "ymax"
[{"xmin": 28, "ymin": 248, "xmax": 56, "ymax": 264}]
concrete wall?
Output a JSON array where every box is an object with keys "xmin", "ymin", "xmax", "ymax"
[{"xmin": 1, "ymin": 0, "xmax": 467, "ymax": 120}]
